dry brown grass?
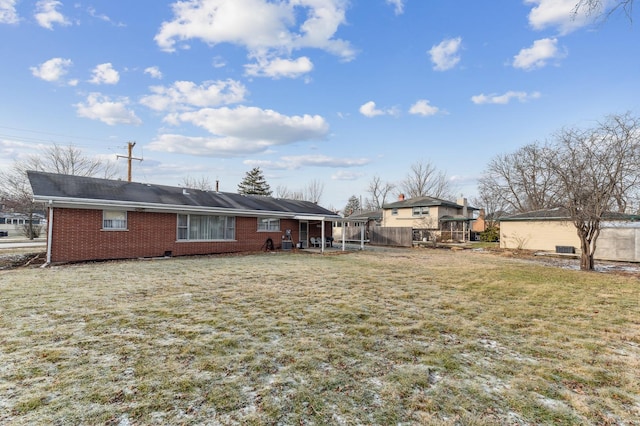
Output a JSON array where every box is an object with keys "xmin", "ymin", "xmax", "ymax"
[{"xmin": 1, "ymin": 249, "xmax": 639, "ymax": 425}]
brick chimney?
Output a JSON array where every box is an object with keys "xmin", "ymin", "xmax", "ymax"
[{"xmin": 398, "ymin": 194, "xmax": 405, "ymax": 201}]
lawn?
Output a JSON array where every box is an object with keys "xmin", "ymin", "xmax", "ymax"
[{"xmin": 1, "ymin": 249, "xmax": 639, "ymax": 425}]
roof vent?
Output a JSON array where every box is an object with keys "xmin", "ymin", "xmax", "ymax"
[{"xmin": 182, "ymin": 188, "xmax": 189, "ymax": 195}]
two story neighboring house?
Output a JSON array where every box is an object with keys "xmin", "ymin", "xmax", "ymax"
[{"xmin": 382, "ymin": 195, "xmax": 477, "ymax": 241}]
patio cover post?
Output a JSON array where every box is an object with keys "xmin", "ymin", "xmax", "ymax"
[{"xmin": 321, "ymin": 218, "xmax": 325, "ymax": 254}]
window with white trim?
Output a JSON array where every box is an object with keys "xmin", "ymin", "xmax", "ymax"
[
  {"xmin": 391, "ymin": 208, "xmax": 398, "ymax": 216},
  {"xmin": 257, "ymin": 217, "xmax": 280, "ymax": 231},
  {"xmin": 103, "ymin": 210, "xmax": 127, "ymax": 230},
  {"xmin": 412, "ymin": 206, "xmax": 429, "ymax": 217},
  {"xmin": 177, "ymin": 214, "xmax": 235, "ymax": 241}
]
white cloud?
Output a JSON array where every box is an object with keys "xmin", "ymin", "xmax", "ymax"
[
  {"xmin": 89, "ymin": 63, "xmax": 120, "ymax": 85},
  {"xmin": 471, "ymin": 91, "xmax": 541, "ymax": 105},
  {"xmin": 409, "ymin": 99, "xmax": 440, "ymax": 116},
  {"xmin": 140, "ymin": 79, "xmax": 247, "ymax": 111},
  {"xmin": 144, "ymin": 66, "xmax": 163, "ymax": 79},
  {"xmin": 155, "ymin": 0, "xmax": 355, "ymax": 79},
  {"xmin": 359, "ymin": 101, "xmax": 398, "ymax": 118},
  {"xmin": 245, "ymin": 155, "xmax": 370, "ymax": 170},
  {"xmin": 386, "ymin": 0, "xmax": 405, "ymax": 15},
  {"xmin": 525, "ymin": 0, "xmax": 593, "ymax": 34},
  {"xmin": 30, "ymin": 57, "xmax": 72, "ymax": 82},
  {"xmin": 212, "ymin": 56, "xmax": 227, "ymax": 68},
  {"xmin": 331, "ymin": 170, "xmax": 364, "ymax": 181},
  {"xmin": 75, "ymin": 93, "xmax": 142, "ymax": 125},
  {"xmin": 34, "ymin": 0, "xmax": 70, "ymax": 30},
  {"xmin": 245, "ymin": 56, "xmax": 313, "ymax": 79},
  {"xmin": 87, "ymin": 6, "xmax": 125, "ymax": 27},
  {"xmin": 0, "ymin": 0, "xmax": 19, "ymax": 24},
  {"xmin": 513, "ymin": 38, "xmax": 564, "ymax": 70},
  {"xmin": 429, "ymin": 37, "xmax": 462, "ymax": 71},
  {"xmin": 148, "ymin": 106, "xmax": 329, "ymax": 157}
]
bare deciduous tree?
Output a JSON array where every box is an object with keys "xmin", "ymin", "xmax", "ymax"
[
  {"xmin": 275, "ymin": 180, "xmax": 324, "ymax": 204},
  {"xmin": 400, "ymin": 160, "xmax": 454, "ymax": 200},
  {"xmin": 25, "ymin": 143, "xmax": 118, "ymax": 178},
  {"xmin": 575, "ymin": 0, "xmax": 634, "ymax": 19},
  {"xmin": 0, "ymin": 143, "xmax": 118, "ymax": 239},
  {"xmin": 181, "ymin": 175, "xmax": 214, "ymax": 191},
  {"xmin": 483, "ymin": 113, "xmax": 640, "ymax": 271},
  {"xmin": 275, "ymin": 185, "xmax": 292, "ymax": 199},
  {"xmin": 471, "ymin": 186, "xmax": 510, "ymax": 229},
  {"xmin": 478, "ymin": 142, "xmax": 561, "ymax": 213},
  {"xmin": 365, "ymin": 175, "xmax": 395, "ymax": 210},
  {"xmin": 546, "ymin": 113, "xmax": 640, "ymax": 270},
  {"xmin": 304, "ymin": 179, "xmax": 324, "ymax": 204}
]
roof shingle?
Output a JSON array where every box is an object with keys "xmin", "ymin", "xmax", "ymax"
[{"xmin": 28, "ymin": 171, "xmax": 340, "ymax": 218}]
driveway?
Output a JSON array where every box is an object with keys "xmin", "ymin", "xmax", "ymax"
[{"xmin": 0, "ymin": 239, "xmax": 46, "ymax": 250}]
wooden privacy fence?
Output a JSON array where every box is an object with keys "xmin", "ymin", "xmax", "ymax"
[{"xmin": 369, "ymin": 227, "xmax": 413, "ymax": 247}]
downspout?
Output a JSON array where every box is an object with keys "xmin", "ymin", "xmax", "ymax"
[{"xmin": 42, "ymin": 201, "xmax": 53, "ymax": 267}]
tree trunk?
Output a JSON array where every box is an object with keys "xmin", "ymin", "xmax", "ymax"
[
  {"xmin": 579, "ymin": 237, "xmax": 594, "ymax": 271},
  {"xmin": 28, "ymin": 209, "xmax": 34, "ymax": 241}
]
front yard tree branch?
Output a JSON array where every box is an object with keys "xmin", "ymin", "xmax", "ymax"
[{"xmin": 575, "ymin": 0, "xmax": 634, "ymax": 20}]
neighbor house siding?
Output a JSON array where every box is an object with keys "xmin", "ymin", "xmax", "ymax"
[
  {"xmin": 382, "ymin": 206, "xmax": 442, "ymax": 228},
  {"xmin": 500, "ymin": 220, "xmax": 579, "ymax": 251},
  {"xmin": 500, "ymin": 219, "xmax": 640, "ymax": 261},
  {"xmin": 50, "ymin": 208, "xmax": 301, "ymax": 263}
]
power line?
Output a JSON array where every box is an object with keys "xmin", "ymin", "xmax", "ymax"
[{"xmin": 0, "ymin": 124, "xmax": 120, "ymax": 146}]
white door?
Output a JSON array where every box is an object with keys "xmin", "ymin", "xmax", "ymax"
[{"xmin": 299, "ymin": 221, "xmax": 309, "ymax": 248}]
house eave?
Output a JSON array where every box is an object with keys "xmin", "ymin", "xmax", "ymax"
[
  {"xmin": 34, "ymin": 195, "xmax": 340, "ymax": 219},
  {"xmin": 499, "ymin": 216, "xmax": 570, "ymax": 222}
]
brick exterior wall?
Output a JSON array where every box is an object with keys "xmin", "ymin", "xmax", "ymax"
[{"xmin": 49, "ymin": 208, "xmax": 333, "ymax": 263}]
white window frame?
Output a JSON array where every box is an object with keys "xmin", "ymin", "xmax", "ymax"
[
  {"xmin": 102, "ymin": 210, "xmax": 128, "ymax": 230},
  {"xmin": 257, "ymin": 217, "xmax": 280, "ymax": 232},
  {"xmin": 412, "ymin": 206, "xmax": 429, "ymax": 217},
  {"xmin": 177, "ymin": 214, "xmax": 235, "ymax": 241},
  {"xmin": 391, "ymin": 208, "xmax": 398, "ymax": 216}
]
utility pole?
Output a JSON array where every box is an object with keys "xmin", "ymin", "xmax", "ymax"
[{"xmin": 116, "ymin": 141, "xmax": 143, "ymax": 182}]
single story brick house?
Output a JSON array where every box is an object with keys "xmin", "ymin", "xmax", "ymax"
[
  {"xmin": 28, "ymin": 171, "xmax": 340, "ymax": 264},
  {"xmin": 500, "ymin": 208, "xmax": 640, "ymax": 262}
]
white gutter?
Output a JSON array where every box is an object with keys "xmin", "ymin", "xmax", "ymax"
[
  {"xmin": 293, "ymin": 215, "xmax": 339, "ymax": 222},
  {"xmin": 43, "ymin": 201, "xmax": 53, "ymax": 267}
]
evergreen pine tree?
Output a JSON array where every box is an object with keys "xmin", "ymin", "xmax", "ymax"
[
  {"xmin": 237, "ymin": 167, "xmax": 272, "ymax": 196},
  {"xmin": 344, "ymin": 195, "xmax": 361, "ymax": 216}
]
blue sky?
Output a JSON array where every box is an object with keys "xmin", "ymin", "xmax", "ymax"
[{"xmin": 1, "ymin": 0, "xmax": 638, "ymax": 211}]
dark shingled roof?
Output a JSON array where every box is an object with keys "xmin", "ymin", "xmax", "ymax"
[
  {"xmin": 27, "ymin": 171, "xmax": 340, "ymax": 218},
  {"xmin": 383, "ymin": 196, "xmax": 476, "ymax": 210},
  {"xmin": 345, "ymin": 210, "xmax": 382, "ymax": 221}
]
